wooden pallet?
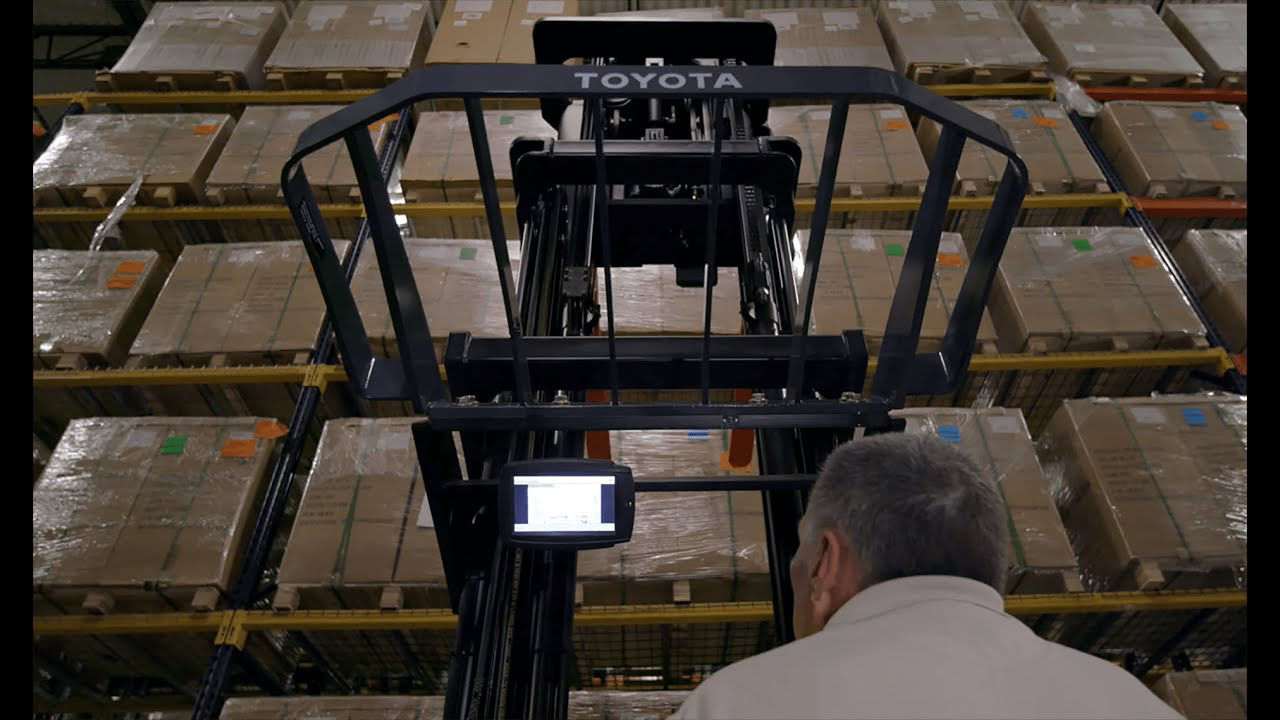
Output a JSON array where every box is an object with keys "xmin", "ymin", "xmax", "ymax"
[
  {"xmin": 1008, "ymin": 567, "xmax": 1085, "ymax": 595},
  {"xmin": 93, "ymin": 70, "xmax": 251, "ymax": 114},
  {"xmin": 272, "ymin": 583, "xmax": 450, "ymax": 613},
  {"xmin": 1072, "ymin": 70, "xmax": 1205, "ymax": 89},
  {"xmin": 35, "ymin": 583, "xmax": 226, "ymax": 616},
  {"xmin": 264, "ymin": 68, "xmax": 406, "ymax": 91},
  {"xmin": 908, "ymin": 63, "xmax": 1050, "ymax": 85}
]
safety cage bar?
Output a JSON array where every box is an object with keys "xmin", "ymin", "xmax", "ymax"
[{"xmin": 280, "ymin": 63, "xmax": 1029, "ymax": 433}]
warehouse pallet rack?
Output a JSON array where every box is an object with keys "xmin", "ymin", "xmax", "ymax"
[{"xmin": 33, "ymin": 30, "xmax": 1245, "ymax": 720}]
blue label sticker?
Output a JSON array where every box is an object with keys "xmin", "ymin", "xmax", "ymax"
[
  {"xmin": 687, "ymin": 430, "xmax": 710, "ymax": 439},
  {"xmin": 937, "ymin": 425, "xmax": 962, "ymax": 444},
  {"xmin": 1191, "ymin": 111, "xmax": 1210, "ymax": 122},
  {"xmin": 1011, "ymin": 108, "xmax": 1030, "ymax": 119},
  {"xmin": 1182, "ymin": 408, "xmax": 1208, "ymax": 427}
]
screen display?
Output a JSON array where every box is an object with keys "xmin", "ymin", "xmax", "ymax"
[{"xmin": 512, "ymin": 475, "xmax": 616, "ymax": 534}]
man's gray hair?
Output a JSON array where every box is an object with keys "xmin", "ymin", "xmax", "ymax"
[{"xmin": 806, "ymin": 432, "xmax": 1009, "ymax": 592}]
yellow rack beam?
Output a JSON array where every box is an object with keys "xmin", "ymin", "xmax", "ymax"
[
  {"xmin": 32, "ymin": 194, "xmax": 1130, "ymax": 223},
  {"xmin": 32, "ymin": 349, "xmax": 1231, "ymax": 390},
  {"xmin": 33, "ymin": 590, "xmax": 1244, "ymax": 637},
  {"xmin": 33, "ymin": 83, "xmax": 1053, "ymax": 109}
]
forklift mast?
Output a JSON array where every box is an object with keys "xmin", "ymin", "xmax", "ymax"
[{"xmin": 280, "ymin": 16, "xmax": 1028, "ymax": 720}]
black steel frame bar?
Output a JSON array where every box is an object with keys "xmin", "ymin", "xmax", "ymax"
[{"xmin": 591, "ymin": 98, "xmax": 621, "ymax": 405}]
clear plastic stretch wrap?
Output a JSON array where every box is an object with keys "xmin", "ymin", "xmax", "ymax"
[
  {"xmin": 33, "ymin": 417, "xmax": 278, "ymax": 608},
  {"xmin": 895, "ymin": 407, "xmax": 1083, "ymax": 593},
  {"xmin": 400, "ymin": 109, "xmax": 555, "ymax": 238},
  {"xmin": 1173, "ymin": 229, "xmax": 1246, "ymax": 353},
  {"xmin": 578, "ymin": 430, "xmax": 770, "ymax": 604},
  {"xmin": 1092, "ymin": 101, "xmax": 1246, "ymax": 199},
  {"xmin": 1162, "ymin": 3, "xmax": 1247, "ymax": 88},
  {"xmin": 744, "ymin": 8, "xmax": 894, "ymax": 69},
  {"xmin": 1021, "ymin": 3, "xmax": 1205, "ymax": 83},
  {"xmin": 33, "ymin": 434, "xmax": 51, "ymax": 484},
  {"xmin": 33, "ymin": 113, "xmax": 235, "ymax": 207},
  {"xmin": 206, "ymin": 105, "xmax": 392, "ymax": 205},
  {"xmin": 1037, "ymin": 394, "xmax": 1247, "ymax": 591},
  {"xmin": 1152, "ymin": 668, "xmax": 1248, "ymax": 720},
  {"xmin": 219, "ymin": 695, "xmax": 444, "ymax": 719},
  {"xmin": 986, "ymin": 227, "xmax": 1206, "ymax": 353},
  {"xmin": 34, "ymin": 249, "xmax": 164, "ymax": 364},
  {"xmin": 567, "ymin": 690, "xmax": 692, "ymax": 720},
  {"xmin": 105, "ymin": 2, "xmax": 288, "ymax": 89},
  {"xmin": 350, "ymin": 238, "xmax": 522, "ymax": 358},
  {"xmin": 792, "ymin": 228, "xmax": 999, "ymax": 356},
  {"xmin": 768, "ymin": 104, "xmax": 929, "ymax": 198},
  {"xmin": 600, "ymin": 266, "xmax": 742, "ymax": 336},
  {"xmin": 273, "ymin": 418, "xmax": 445, "ymax": 611},
  {"xmin": 596, "ymin": 7, "xmax": 723, "ymax": 18},
  {"xmin": 876, "ymin": 0, "xmax": 1048, "ymax": 82},
  {"xmin": 916, "ymin": 99, "xmax": 1107, "ymax": 196},
  {"xmin": 130, "ymin": 241, "xmax": 352, "ymax": 359},
  {"xmin": 263, "ymin": 1, "xmax": 432, "ymax": 73}
]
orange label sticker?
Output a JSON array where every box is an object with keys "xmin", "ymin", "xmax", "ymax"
[
  {"xmin": 884, "ymin": 119, "xmax": 909, "ymax": 131},
  {"xmin": 194, "ymin": 124, "xmax": 219, "ymax": 135},
  {"xmin": 1213, "ymin": 120, "xmax": 1232, "ymax": 131},
  {"xmin": 1034, "ymin": 116, "xmax": 1058, "ymax": 128},
  {"xmin": 1129, "ymin": 255, "xmax": 1158, "ymax": 269},
  {"xmin": 253, "ymin": 419, "xmax": 289, "ymax": 439},
  {"xmin": 33, "ymin": 122, "xmax": 46, "ymax": 138},
  {"xmin": 1232, "ymin": 353, "xmax": 1247, "ymax": 376},
  {"xmin": 221, "ymin": 439, "xmax": 257, "ymax": 459},
  {"xmin": 937, "ymin": 253, "xmax": 965, "ymax": 267},
  {"xmin": 368, "ymin": 113, "xmax": 401, "ymax": 133},
  {"xmin": 106, "ymin": 275, "xmax": 137, "ymax": 289},
  {"xmin": 115, "ymin": 261, "xmax": 146, "ymax": 275}
]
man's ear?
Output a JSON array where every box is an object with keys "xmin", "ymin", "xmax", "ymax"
[
  {"xmin": 810, "ymin": 528, "xmax": 844, "ymax": 589},
  {"xmin": 809, "ymin": 528, "xmax": 858, "ymax": 628}
]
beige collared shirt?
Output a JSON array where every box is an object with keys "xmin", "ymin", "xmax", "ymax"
[{"xmin": 671, "ymin": 575, "xmax": 1183, "ymax": 720}]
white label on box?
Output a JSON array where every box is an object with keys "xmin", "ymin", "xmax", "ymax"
[
  {"xmin": 1041, "ymin": 107, "xmax": 1065, "ymax": 119},
  {"xmin": 307, "ymin": 5, "xmax": 346, "ymax": 30},
  {"xmin": 228, "ymin": 249, "xmax": 261, "ymax": 263},
  {"xmin": 1036, "ymin": 234, "xmax": 1063, "ymax": 248},
  {"xmin": 878, "ymin": 108, "xmax": 904, "ymax": 119},
  {"xmin": 416, "ymin": 496, "xmax": 435, "ymax": 528},
  {"xmin": 1194, "ymin": 8, "xmax": 1226, "ymax": 22},
  {"xmin": 389, "ymin": 22, "xmax": 409, "ymax": 31},
  {"xmin": 455, "ymin": 0, "xmax": 493, "ymax": 12},
  {"xmin": 1043, "ymin": 5, "xmax": 1080, "ymax": 24},
  {"xmin": 1075, "ymin": 44, "xmax": 1096, "ymax": 53},
  {"xmin": 124, "ymin": 430, "xmax": 158, "ymax": 449},
  {"xmin": 823, "ymin": 11, "xmax": 858, "ymax": 30},
  {"xmin": 1153, "ymin": 107, "xmax": 1176, "ymax": 118},
  {"xmin": 527, "ymin": 0, "xmax": 565, "ymax": 13},
  {"xmin": 461, "ymin": 11, "xmax": 483, "ymax": 20},
  {"xmin": 958, "ymin": 1, "xmax": 998, "ymax": 19},
  {"xmin": 890, "ymin": 0, "xmax": 934, "ymax": 16},
  {"xmin": 228, "ymin": 431, "xmax": 255, "ymax": 442},
  {"xmin": 976, "ymin": 109, "xmax": 996, "ymax": 119},
  {"xmin": 761, "ymin": 11, "xmax": 798, "ymax": 30},
  {"xmin": 378, "ymin": 430, "xmax": 411, "ymax": 450},
  {"xmin": 850, "ymin": 234, "xmax": 877, "ymax": 252},
  {"xmin": 189, "ymin": 8, "xmax": 227, "ymax": 21},
  {"xmin": 240, "ymin": 26, "xmax": 263, "ymax": 35},
  {"xmin": 986, "ymin": 415, "xmax": 1023, "ymax": 434},
  {"xmin": 289, "ymin": 110, "xmax": 317, "ymax": 121},
  {"xmin": 520, "ymin": 18, "xmax": 534, "ymax": 24},
  {"xmin": 938, "ymin": 238, "xmax": 960, "ymax": 253},
  {"xmin": 964, "ymin": 14, "xmax": 979, "ymax": 22},
  {"xmin": 374, "ymin": 4, "xmax": 419, "ymax": 24},
  {"xmin": 810, "ymin": 109, "xmax": 831, "ymax": 120},
  {"xmin": 1108, "ymin": 7, "xmax": 1147, "ymax": 26},
  {"xmin": 453, "ymin": 19, "xmax": 467, "ymax": 25},
  {"xmin": 1130, "ymin": 407, "xmax": 1167, "ymax": 425}
]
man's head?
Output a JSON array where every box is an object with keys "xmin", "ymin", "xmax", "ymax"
[{"xmin": 788, "ymin": 432, "xmax": 1009, "ymax": 638}]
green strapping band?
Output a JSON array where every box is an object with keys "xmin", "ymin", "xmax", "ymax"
[
  {"xmin": 871, "ymin": 107, "xmax": 898, "ymax": 188},
  {"xmin": 1140, "ymin": 104, "xmax": 1193, "ymax": 192},
  {"xmin": 135, "ymin": 119, "xmax": 178, "ymax": 183},
  {"xmin": 1115, "ymin": 237, "xmax": 1168, "ymax": 337},
  {"xmin": 264, "ymin": 248, "xmax": 308, "ymax": 353},
  {"xmin": 174, "ymin": 245, "xmax": 226, "ymax": 351},
  {"xmin": 331, "ymin": 421, "xmax": 378, "ymax": 589},
  {"xmin": 159, "ymin": 425, "xmax": 227, "ymax": 578},
  {"xmin": 1116, "ymin": 408, "xmax": 1194, "ymax": 562},
  {"xmin": 390, "ymin": 453, "xmax": 423, "ymax": 581},
  {"xmin": 972, "ymin": 416, "xmax": 1028, "ymax": 570},
  {"xmin": 833, "ymin": 235, "xmax": 864, "ymax": 328},
  {"xmin": 722, "ymin": 429, "xmax": 740, "ymax": 600},
  {"xmin": 1036, "ymin": 105, "xmax": 1077, "ymax": 190},
  {"xmin": 1205, "ymin": 402, "xmax": 1248, "ymax": 556},
  {"xmin": 242, "ymin": 108, "xmax": 283, "ymax": 187},
  {"xmin": 1023, "ymin": 234, "xmax": 1074, "ymax": 348}
]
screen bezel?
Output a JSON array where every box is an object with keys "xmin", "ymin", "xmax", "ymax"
[{"xmin": 498, "ymin": 459, "xmax": 635, "ymax": 550}]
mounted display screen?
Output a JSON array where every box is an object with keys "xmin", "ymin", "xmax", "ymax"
[{"xmin": 500, "ymin": 459, "xmax": 634, "ymax": 549}]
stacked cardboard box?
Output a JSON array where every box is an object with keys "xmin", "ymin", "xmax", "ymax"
[
  {"xmin": 399, "ymin": 110, "xmax": 556, "ymax": 239},
  {"xmin": 1021, "ymin": 3, "xmax": 1205, "ymax": 87},
  {"xmin": 221, "ymin": 696, "xmax": 444, "ymax": 719},
  {"xmin": 793, "ymin": 228, "xmax": 999, "ymax": 356},
  {"xmin": 34, "ymin": 416, "xmax": 278, "ymax": 612},
  {"xmin": 129, "ymin": 241, "xmax": 351, "ymax": 419},
  {"xmin": 97, "ymin": 3, "xmax": 288, "ymax": 91},
  {"xmin": 768, "ymin": 104, "xmax": 929, "ymax": 231},
  {"xmin": 1093, "ymin": 101, "xmax": 1246, "ymax": 199},
  {"xmin": 744, "ymin": 7, "xmax": 893, "ymax": 71},
  {"xmin": 1152, "ymin": 669, "xmax": 1247, "ymax": 720},
  {"xmin": 263, "ymin": 1, "xmax": 432, "ymax": 90},
  {"xmin": 498, "ymin": 0, "xmax": 582, "ymax": 65},
  {"xmin": 351, "ymin": 237, "xmax": 522, "ymax": 361},
  {"xmin": 1162, "ymin": 3, "xmax": 1247, "ymax": 89},
  {"xmin": 600, "ymin": 266, "xmax": 741, "ymax": 336},
  {"xmin": 986, "ymin": 227, "xmax": 1206, "ymax": 354},
  {"xmin": 1173, "ymin": 229, "xmax": 1246, "ymax": 353},
  {"xmin": 568, "ymin": 691, "xmax": 691, "ymax": 719},
  {"xmin": 205, "ymin": 105, "xmax": 392, "ymax": 241},
  {"xmin": 596, "ymin": 7, "xmax": 723, "ymax": 19},
  {"xmin": 877, "ymin": 0, "xmax": 1049, "ymax": 84},
  {"xmin": 274, "ymin": 418, "xmax": 444, "ymax": 611},
  {"xmin": 897, "ymin": 408, "xmax": 1083, "ymax": 593},
  {"xmin": 1038, "ymin": 394, "xmax": 1247, "ymax": 591}
]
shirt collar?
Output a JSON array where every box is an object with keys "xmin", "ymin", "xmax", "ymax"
[{"xmin": 826, "ymin": 575, "xmax": 1006, "ymax": 628}]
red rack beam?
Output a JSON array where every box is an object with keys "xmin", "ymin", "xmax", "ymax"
[{"xmin": 1083, "ymin": 87, "xmax": 1247, "ymax": 104}]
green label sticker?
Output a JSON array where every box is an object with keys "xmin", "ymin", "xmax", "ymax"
[
  {"xmin": 1071, "ymin": 238, "xmax": 1093, "ymax": 252},
  {"xmin": 161, "ymin": 436, "xmax": 187, "ymax": 455},
  {"xmin": 500, "ymin": 115, "xmax": 515, "ymax": 126},
  {"xmin": 885, "ymin": 243, "xmax": 905, "ymax": 257},
  {"xmin": 459, "ymin": 247, "xmax": 477, "ymax": 261}
]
